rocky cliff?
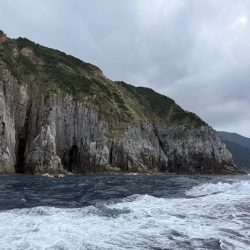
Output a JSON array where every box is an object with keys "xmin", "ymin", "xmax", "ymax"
[{"xmin": 0, "ymin": 31, "xmax": 241, "ymax": 174}]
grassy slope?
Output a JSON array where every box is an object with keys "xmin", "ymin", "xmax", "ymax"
[{"xmin": 0, "ymin": 35, "xmax": 205, "ymax": 137}]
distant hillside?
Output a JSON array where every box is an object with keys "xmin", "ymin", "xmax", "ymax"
[
  {"xmin": 217, "ymin": 132, "xmax": 250, "ymax": 172},
  {"xmin": 218, "ymin": 132, "xmax": 250, "ymax": 149}
]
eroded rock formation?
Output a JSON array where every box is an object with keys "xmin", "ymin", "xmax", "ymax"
[{"xmin": 0, "ymin": 31, "xmax": 242, "ymax": 174}]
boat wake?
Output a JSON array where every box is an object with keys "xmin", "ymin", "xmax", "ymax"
[{"xmin": 0, "ymin": 179, "xmax": 249, "ymax": 249}]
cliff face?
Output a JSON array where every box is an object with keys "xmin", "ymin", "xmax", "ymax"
[{"xmin": 0, "ymin": 32, "xmax": 241, "ymax": 174}]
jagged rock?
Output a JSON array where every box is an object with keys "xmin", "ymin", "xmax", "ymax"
[
  {"xmin": 0, "ymin": 69, "xmax": 16, "ymax": 174},
  {"xmin": 0, "ymin": 33, "xmax": 243, "ymax": 174}
]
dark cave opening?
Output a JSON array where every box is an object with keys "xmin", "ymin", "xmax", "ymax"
[
  {"xmin": 15, "ymin": 138, "xmax": 26, "ymax": 173},
  {"xmin": 109, "ymin": 142, "xmax": 113, "ymax": 165},
  {"xmin": 68, "ymin": 144, "xmax": 78, "ymax": 172},
  {"xmin": 0, "ymin": 122, "xmax": 5, "ymax": 135}
]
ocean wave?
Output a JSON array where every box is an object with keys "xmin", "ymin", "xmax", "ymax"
[
  {"xmin": 0, "ymin": 180, "xmax": 249, "ymax": 250},
  {"xmin": 185, "ymin": 180, "xmax": 250, "ymax": 197}
]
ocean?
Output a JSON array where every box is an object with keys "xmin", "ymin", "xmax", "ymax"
[{"xmin": 0, "ymin": 174, "xmax": 249, "ymax": 250}]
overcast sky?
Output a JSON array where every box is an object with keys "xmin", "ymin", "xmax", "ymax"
[{"xmin": 1, "ymin": 0, "xmax": 250, "ymax": 137}]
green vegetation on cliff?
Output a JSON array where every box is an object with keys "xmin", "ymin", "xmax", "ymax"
[{"xmin": 0, "ymin": 34, "xmax": 205, "ymax": 136}]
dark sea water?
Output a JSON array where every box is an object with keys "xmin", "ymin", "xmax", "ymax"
[{"xmin": 0, "ymin": 174, "xmax": 249, "ymax": 250}]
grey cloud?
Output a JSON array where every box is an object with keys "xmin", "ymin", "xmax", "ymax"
[{"xmin": 0, "ymin": 0, "xmax": 249, "ymax": 136}]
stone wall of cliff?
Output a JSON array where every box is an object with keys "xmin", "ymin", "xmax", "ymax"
[
  {"xmin": 0, "ymin": 67, "xmax": 239, "ymax": 174},
  {"xmin": 0, "ymin": 33, "xmax": 241, "ymax": 175}
]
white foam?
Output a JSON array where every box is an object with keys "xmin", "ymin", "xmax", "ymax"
[
  {"xmin": 42, "ymin": 173, "xmax": 54, "ymax": 178},
  {"xmin": 185, "ymin": 181, "xmax": 248, "ymax": 197},
  {"xmin": 0, "ymin": 180, "xmax": 249, "ymax": 250}
]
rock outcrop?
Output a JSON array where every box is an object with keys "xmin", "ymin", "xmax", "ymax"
[{"xmin": 0, "ymin": 31, "xmax": 242, "ymax": 174}]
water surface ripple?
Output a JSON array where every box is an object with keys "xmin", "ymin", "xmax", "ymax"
[{"xmin": 0, "ymin": 174, "xmax": 249, "ymax": 250}]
